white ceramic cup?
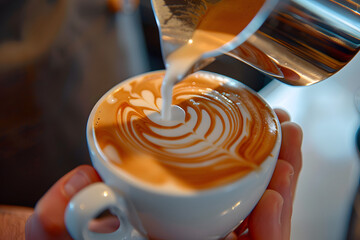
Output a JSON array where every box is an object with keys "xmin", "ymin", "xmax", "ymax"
[{"xmin": 65, "ymin": 71, "xmax": 281, "ymax": 240}]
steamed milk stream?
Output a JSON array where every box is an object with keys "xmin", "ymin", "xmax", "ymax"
[
  {"xmin": 161, "ymin": 0, "xmax": 265, "ymax": 120},
  {"xmin": 93, "ymin": 0, "xmax": 276, "ymax": 192}
]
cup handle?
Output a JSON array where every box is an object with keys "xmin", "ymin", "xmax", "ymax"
[{"xmin": 65, "ymin": 182, "xmax": 145, "ymax": 240}]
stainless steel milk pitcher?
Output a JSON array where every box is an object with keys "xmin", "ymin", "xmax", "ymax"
[{"xmin": 152, "ymin": 0, "xmax": 360, "ymax": 86}]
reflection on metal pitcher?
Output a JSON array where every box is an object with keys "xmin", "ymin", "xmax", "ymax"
[{"xmin": 152, "ymin": 0, "xmax": 360, "ymax": 85}]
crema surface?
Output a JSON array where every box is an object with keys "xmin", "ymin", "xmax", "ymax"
[{"xmin": 94, "ymin": 72, "xmax": 278, "ymax": 191}]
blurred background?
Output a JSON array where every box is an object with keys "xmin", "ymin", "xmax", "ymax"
[{"xmin": 0, "ymin": 0, "xmax": 359, "ymax": 239}]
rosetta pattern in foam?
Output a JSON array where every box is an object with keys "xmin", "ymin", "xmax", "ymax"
[{"xmin": 94, "ymin": 72, "xmax": 278, "ymax": 190}]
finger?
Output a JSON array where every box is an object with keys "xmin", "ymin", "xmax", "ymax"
[
  {"xmin": 274, "ymin": 109, "xmax": 290, "ymax": 123},
  {"xmin": 25, "ymin": 165, "xmax": 101, "ymax": 240},
  {"xmin": 233, "ymin": 216, "xmax": 249, "ymax": 237},
  {"xmin": 224, "ymin": 232, "xmax": 237, "ymax": 240},
  {"xmin": 248, "ymin": 190, "xmax": 284, "ymax": 240},
  {"xmin": 266, "ymin": 122, "xmax": 302, "ymax": 239},
  {"xmin": 88, "ymin": 215, "xmax": 120, "ymax": 233},
  {"xmin": 268, "ymin": 160, "xmax": 294, "ymax": 239},
  {"xmin": 279, "ymin": 122, "xmax": 303, "ymax": 196}
]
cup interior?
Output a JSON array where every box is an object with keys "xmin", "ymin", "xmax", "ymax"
[{"xmin": 86, "ymin": 70, "xmax": 281, "ymax": 197}]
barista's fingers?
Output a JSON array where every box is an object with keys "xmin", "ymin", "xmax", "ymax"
[
  {"xmin": 224, "ymin": 232, "xmax": 237, "ymax": 240},
  {"xmin": 267, "ymin": 160, "xmax": 294, "ymax": 240},
  {"xmin": 263, "ymin": 122, "xmax": 302, "ymax": 240},
  {"xmin": 25, "ymin": 165, "xmax": 101, "ymax": 240},
  {"xmin": 274, "ymin": 109, "xmax": 290, "ymax": 123},
  {"xmin": 88, "ymin": 215, "xmax": 120, "ymax": 233},
  {"xmin": 278, "ymin": 122, "xmax": 303, "ymax": 197},
  {"xmin": 247, "ymin": 190, "xmax": 284, "ymax": 240}
]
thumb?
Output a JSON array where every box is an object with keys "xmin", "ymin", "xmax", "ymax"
[{"xmin": 25, "ymin": 165, "xmax": 101, "ymax": 240}]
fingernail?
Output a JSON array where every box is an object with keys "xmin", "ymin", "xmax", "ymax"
[
  {"xmin": 276, "ymin": 197, "xmax": 284, "ymax": 226},
  {"xmin": 288, "ymin": 168, "xmax": 294, "ymax": 183},
  {"xmin": 64, "ymin": 170, "xmax": 91, "ymax": 198},
  {"xmin": 288, "ymin": 167, "xmax": 295, "ymax": 199}
]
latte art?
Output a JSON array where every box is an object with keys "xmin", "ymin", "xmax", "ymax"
[{"xmin": 94, "ymin": 72, "xmax": 278, "ymax": 191}]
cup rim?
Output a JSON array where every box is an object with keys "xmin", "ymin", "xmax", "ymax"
[{"xmin": 86, "ymin": 70, "xmax": 282, "ymax": 197}]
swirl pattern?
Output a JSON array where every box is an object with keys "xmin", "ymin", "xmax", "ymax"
[{"xmin": 94, "ymin": 72, "xmax": 278, "ymax": 190}]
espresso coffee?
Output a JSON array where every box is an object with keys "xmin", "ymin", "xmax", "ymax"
[{"xmin": 93, "ymin": 71, "xmax": 278, "ymax": 192}]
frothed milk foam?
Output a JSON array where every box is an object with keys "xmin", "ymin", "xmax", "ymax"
[
  {"xmin": 93, "ymin": 72, "xmax": 278, "ymax": 191},
  {"xmin": 93, "ymin": 0, "xmax": 276, "ymax": 192}
]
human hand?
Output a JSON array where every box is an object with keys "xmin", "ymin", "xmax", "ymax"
[
  {"xmin": 25, "ymin": 165, "xmax": 102, "ymax": 240},
  {"xmin": 25, "ymin": 109, "xmax": 302, "ymax": 240},
  {"xmin": 226, "ymin": 109, "xmax": 303, "ymax": 240}
]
